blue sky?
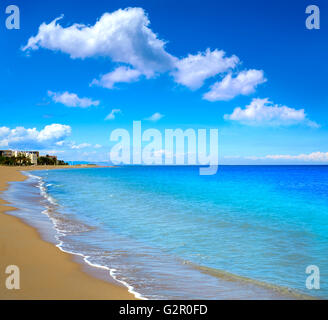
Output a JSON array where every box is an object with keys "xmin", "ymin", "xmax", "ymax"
[{"xmin": 0, "ymin": 0, "xmax": 327, "ymax": 164}]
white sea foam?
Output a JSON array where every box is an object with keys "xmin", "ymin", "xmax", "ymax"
[{"xmin": 23, "ymin": 171, "xmax": 147, "ymax": 300}]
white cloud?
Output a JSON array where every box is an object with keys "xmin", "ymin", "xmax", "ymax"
[
  {"xmin": 22, "ymin": 7, "xmax": 269, "ymax": 100},
  {"xmin": 56, "ymin": 140, "xmax": 102, "ymax": 150},
  {"xmin": 91, "ymin": 66, "xmax": 142, "ymax": 89},
  {"xmin": 48, "ymin": 91, "xmax": 99, "ymax": 108},
  {"xmin": 55, "ymin": 140, "xmax": 66, "ymax": 146},
  {"xmin": 23, "ymin": 8, "xmax": 176, "ymax": 77},
  {"xmin": 105, "ymin": 109, "xmax": 122, "ymax": 120},
  {"xmin": 38, "ymin": 124, "xmax": 72, "ymax": 141},
  {"xmin": 172, "ymin": 49, "xmax": 239, "ymax": 90},
  {"xmin": 71, "ymin": 143, "xmax": 92, "ymax": 149},
  {"xmin": 0, "ymin": 127, "xmax": 10, "ymax": 138},
  {"xmin": 22, "ymin": 8, "xmax": 253, "ymax": 95},
  {"xmin": 41, "ymin": 149, "xmax": 65, "ymax": 155},
  {"xmin": 0, "ymin": 124, "xmax": 72, "ymax": 149},
  {"xmin": 245, "ymin": 152, "xmax": 328, "ymax": 162},
  {"xmin": 203, "ymin": 69, "xmax": 266, "ymax": 101},
  {"xmin": 266, "ymin": 152, "xmax": 328, "ymax": 161},
  {"xmin": 145, "ymin": 112, "xmax": 164, "ymax": 121},
  {"xmin": 224, "ymin": 98, "xmax": 319, "ymax": 127}
]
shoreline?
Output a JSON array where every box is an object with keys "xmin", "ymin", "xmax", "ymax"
[
  {"xmin": 1, "ymin": 165, "xmax": 319, "ymax": 300},
  {"xmin": 0, "ymin": 165, "xmax": 137, "ymax": 300}
]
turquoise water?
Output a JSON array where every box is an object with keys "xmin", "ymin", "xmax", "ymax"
[{"xmin": 5, "ymin": 166, "xmax": 328, "ymax": 299}]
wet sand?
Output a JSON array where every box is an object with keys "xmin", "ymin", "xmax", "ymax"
[{"xmin": 0, "ymin": 166, "xmax": 137, "ymax": 300}]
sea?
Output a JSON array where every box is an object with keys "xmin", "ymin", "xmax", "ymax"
[{"xmin": 3, "ymin": 166, "xmax": 328, "ymax": 299}]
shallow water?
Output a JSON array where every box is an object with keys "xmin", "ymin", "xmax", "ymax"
[{"xmin": 3, "ymin": 166, "xmax": 328, "ymax": 299}]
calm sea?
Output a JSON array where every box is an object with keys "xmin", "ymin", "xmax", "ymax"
[{"xmin": 4, "ymin": 166, "xmax": 328, "ymax": 299}]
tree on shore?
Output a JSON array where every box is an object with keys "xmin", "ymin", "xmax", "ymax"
[
  {"xmin": 0, "ymin": 155, "xmax": 67, "ymax": 166},
  {"xmin": 37, "ymin": 156, "xmax": 68, "ymax": 166},
  {"xmin": 0, "ymin": 155, "xmax": 31, "ymax": 166},
  {"xmin": 37, "ymin": 156, "xmax": 56, "ymax": 165}
]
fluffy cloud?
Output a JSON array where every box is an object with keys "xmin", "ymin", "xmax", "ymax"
[
  {"xmin": 48, "ymin": 91, "xmax": 99, "ymax": 108},
  {"xmin": 91, "ymin": 66, "xmax": 142, "ymax": 89},
  {"xmin": 22, "ymin": 8, "xmax": 253, "ymax": 96},
  {"xmin": 0, "ymin": 127, "xmax": 10, "ymax": 138},
  {"xmin": 145, "ymin": 112, "xmax": 164, "ymax": 121},
  {"xmin": 203, "ymin": 70, "xmax": 266, "ymax": 101},
  {"xmin": 105, "ymin": 109, "xmax": 122, "ymax": 120},
  {"xmin": 0, "ymin": 124, "xmax": 72, "ymax": 149},
  {"xmin": 22, "ymin": 7, "xmax": 274, "ymax": 104},
  {"xmin": 172, "ymin": 49, "xmax": 239, "ymax": 90},
  {"xmin": 224, "ymin": 98, "xmax": 318, "ymax": 127},
  {"xmin": 23, "ymin": 8, "xmax": 176, "ymax": 77},
  {"xmin": 246, "ymin": 152, "xmax": 328, "ymax": 162}
]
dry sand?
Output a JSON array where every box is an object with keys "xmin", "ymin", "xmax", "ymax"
[{"xmin": 0, "ymin": 166, "xmax": 137, "ymax": 300}]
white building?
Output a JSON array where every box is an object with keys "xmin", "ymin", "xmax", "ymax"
[{"xmin": 13, "ymin": 151, "xmax": 39, "ymax": 165}]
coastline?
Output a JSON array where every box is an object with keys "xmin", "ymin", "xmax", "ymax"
[
  {"xmin": 0, "ymin": 165, "xmax": 137, "ymax": 300},
  {"xmin": 1, "ymin": 165, "xmax": 321, "ymax": 300}
]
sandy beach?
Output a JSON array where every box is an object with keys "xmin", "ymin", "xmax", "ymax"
[{"xmin": 0, "ymin": 166, "xmax": 136, "ymax": 300}]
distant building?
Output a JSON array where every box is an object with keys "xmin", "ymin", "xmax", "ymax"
[
  {"xmin": 25, "ymin": 151, "xmax": 39, "ymax": 165},
  {"xmin": 0, "ymin": 150, "xmax": 59, "ymax": 166},
  {"xmin": 0, "ymin": 150, "xmax": 13, "ymax": 157},
  {"xmin": 13, "ymin": 151, "xmax": 39, "ymax": 165}
]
